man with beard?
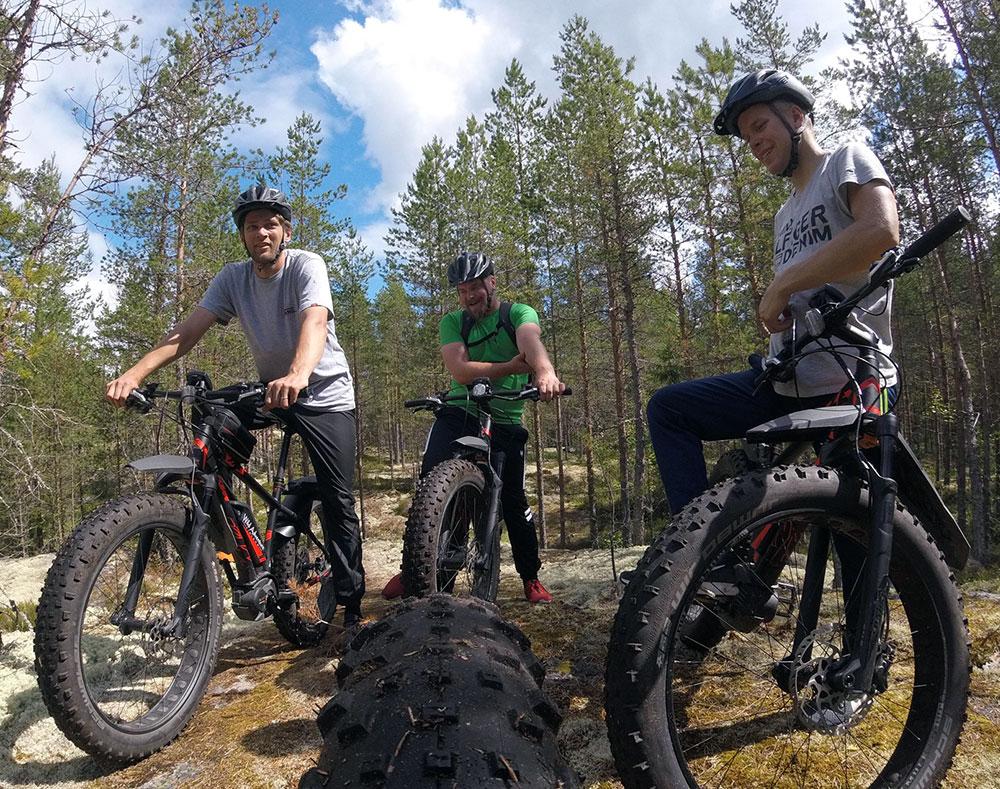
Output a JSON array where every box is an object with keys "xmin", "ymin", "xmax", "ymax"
[
  {"xmin": 382, "ymin": 252, "xmax": 565, "ymax": 603},
  {"xmin": 105, "ymin": 185, "xmax": 364, "ymax": 633}
]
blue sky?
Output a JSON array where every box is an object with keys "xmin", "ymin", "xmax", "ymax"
[{"xmin": 10, "ymin": 0, "xmax": 931, "ymax": 306}]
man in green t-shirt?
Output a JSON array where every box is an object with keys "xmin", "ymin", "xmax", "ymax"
[{"xmin": 383, "ymin": 252, "xmax": 566, "ymax": 603}]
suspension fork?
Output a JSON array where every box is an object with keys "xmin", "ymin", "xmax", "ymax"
[
  {"xmin": 110, "ymin": 478, "xmax": 217, "ymax": 638},
  {"xmin": 111, "ymin": 527, "xmax": 158, "ymax": 634},
  {"xmin": 828, "ymin": 413, "xmax": 898, "ymax": 695},
  {"xmin": 773, "ymin": 522, "xmax": 831, "ymax": 689},
  {"xmin": 473, "ymin": 406, "xmax": 504, "ymax": 573},
  {"xmin": 163, "ymin": 476, "xmax": 217, "ymax": 638}
]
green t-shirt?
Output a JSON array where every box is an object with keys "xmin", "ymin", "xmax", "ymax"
[{"xmin": 439, "ymin": 302, "xmax": 538, "ymax": 424}]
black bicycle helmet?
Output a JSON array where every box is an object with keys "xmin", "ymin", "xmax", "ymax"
[
  {"xmin": 713, "ymin": 69, "xmax": 815, "ymax": 137},
  {"xmin": 447, "ymin": 251, "xmax": 494, "ymax": 286},
  {"xmin": 232, "ymin": 185, "xmax": 293, "ymax": 230}
]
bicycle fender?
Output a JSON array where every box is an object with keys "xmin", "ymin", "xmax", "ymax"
[
  {"xmin": 273, "ymin": 484, "xmax": 316, "ymax": 538},
  {"xmin": 451, "ymin": 436, "xmax": 489, "ymax": 455},
  {"xmin": 128, "ymin": 454, "xmax": 195, "ymax": 474},
  {"xmin": 893, "ymin": 435, "xmax": 970, "ymax": 569}
]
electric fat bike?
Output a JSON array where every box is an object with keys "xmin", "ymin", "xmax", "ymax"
[
  {"xmin": 400, "ymin": 380, "xmax": 568, "ymax": 602},
  {"xmin": 34, "ymin": 373, "xmax": 334, "ymax": 763},
  {"xmin": 605, "ymin": 208, "xmax": 973, "ymax": 788}
]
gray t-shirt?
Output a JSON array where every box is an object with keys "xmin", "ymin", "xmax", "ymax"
[
  {"xmin": 770, "ymin": 142, "xmax": 896, "ymax": 397},
  {"xmin": 200, "ymin": 249, "xmax": 355, "ymax": 411}
]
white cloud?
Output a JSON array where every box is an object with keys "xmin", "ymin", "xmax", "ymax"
[
  {"xmin": 226, "ymin": 69, "xmax": 350, "ymax": 154},
  {"xmin": 354, "ymin": 217, "xmax": 391, "ymax": 262},
  {"xmin": 311, "ymin": 0, "xmax": 519, "ymax": 213},
  {"xmin": 311, "ymin": 0, "xmax": 868, "ymax": 222},
  {"xmin": 77, "ymin": 230, "xmax": 119, "ymax": 311}
]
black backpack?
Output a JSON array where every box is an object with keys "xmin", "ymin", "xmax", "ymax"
[{"xmin": 460, "ymin": 301, "xmax": 518, "ymax": 351}]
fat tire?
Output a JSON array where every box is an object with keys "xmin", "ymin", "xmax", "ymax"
[
  {"xmin": 401, "ymin": 460, "xmax": 499, "ymax": 601},
  {"xmin": 34, "ymin": 493, "xmax": 224, "ymax": 763},
  {"xmin": 605, "ymin": 465, "xmax": 969, "ymax": 789},
  {"xmin": 680, "ymin": 447, "xmax": 759, "ymax": 652},
  {"xmin": 301, "ymin": 595, "xmax": 578, "ymax": 788}
]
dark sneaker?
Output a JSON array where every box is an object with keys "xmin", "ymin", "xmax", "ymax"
[
  {"xmin": 524, "ymin": 578, "xmax": 553, "ymax": 604},
  {"xmin": 381, "ymin": 572, "xmax": 404, "ymax": 600}
]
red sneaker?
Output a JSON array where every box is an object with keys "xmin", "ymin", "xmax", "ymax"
[
  {"xmin": 381, "ymin": 572, "xmax": 405, "ymax": 600},
  {"xmin": 523, "ymin": 578, "xmax": 553, "ymax": 604}
]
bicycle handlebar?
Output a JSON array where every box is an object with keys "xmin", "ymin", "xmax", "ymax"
[
  {"xmin": 405, "ymin": 383, "xmax": 573, "ymax": 411},
  {"xmin": 898, "ymin": 206, "xmax": 971, "ymax": 263},
  {"xmin": 126, "ymin": 381, "xmax": 314, "ymax": 412},
  {"xmin": 757, "ymin": 206, "xmax": 971, "ymax": 386}
]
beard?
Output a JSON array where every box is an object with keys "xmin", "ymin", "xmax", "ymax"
[
  {"xmin": 470, "ymin": 284, "xmax": 497, "ymax": 317},
  {"xmin": 248, "ymin": 240, "xmax": 285, "ymax": 270}
]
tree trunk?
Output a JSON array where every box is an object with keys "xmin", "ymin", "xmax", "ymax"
[
  {"xmin": 596, "ymin": 191, "xmax": 631, "ymax": 545},
  {"xmin": 0, "ymin": 0, "xmax": 41, "ymax": 156}
]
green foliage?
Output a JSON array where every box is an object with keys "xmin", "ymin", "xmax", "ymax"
[
  {"xmin": 0, "ymin": 600, "xmax": 37, "ymax": 633},
  {"xmin": 3, "ymin": 4, "xmax": 1000, "ymax": 562}
]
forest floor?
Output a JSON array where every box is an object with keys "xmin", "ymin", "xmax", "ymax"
[{"xmin": 2, "ymin": 481, "xmax": 1000, "ymax": 788}]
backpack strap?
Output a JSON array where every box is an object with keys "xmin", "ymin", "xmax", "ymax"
[{"xmin": 461, "ymin": 302, "xmax": 519, "ymax": 350}]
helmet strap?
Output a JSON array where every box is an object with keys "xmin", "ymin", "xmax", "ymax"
[{"xmin": 769, "ymin": 102, "xmax": 803, "ymax": 178}]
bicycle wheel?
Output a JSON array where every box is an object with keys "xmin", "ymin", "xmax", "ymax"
[
  {"xmin": 271, "ymin": 503, "xmax": 330, "ymax": 647},
  {"xmin": 401, "ymin": 459, "xmax": 500, "ymax": 602},
  {"xmin": 606, "ymin": 465, "xmax": 969, "ymax": 789},
  {"xmin": 301, "ymin": 595, "xmax": 578, "ymax": 788},
  {"xmin": 34, "ymin": 493, "xmax": 224, "ymax": 763}
]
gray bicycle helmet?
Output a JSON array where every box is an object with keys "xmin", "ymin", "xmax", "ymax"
[
  {"xmin": 447, "ymin": 252, "xmax": 494, "ymax": 286},
  {"xmin": 713, "ymin": 69, "xmax": 815, "ymax": 137},
  {"xmin": 232, "ymin": 185, "xmax": 293, "ymax": 230}
]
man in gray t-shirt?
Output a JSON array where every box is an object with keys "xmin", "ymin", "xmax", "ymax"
[
  {"xmin": 647, "ymin": 69, "xmax": 900, "ymax": 514},
  {"xmin": 106, "ymin": 185, "xmax": 365, "ymax": 630}
]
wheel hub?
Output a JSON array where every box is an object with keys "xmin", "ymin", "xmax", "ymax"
[{"xmin": 791, "ymin": 625, "xmax": 873, "ymax": 734}]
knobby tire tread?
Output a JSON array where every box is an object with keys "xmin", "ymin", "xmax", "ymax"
[
  {"xmin": 401, "ymin": 460, "xmax": 498, "ymax": 601},
  {"xmin": 33, "ymin": 493, "xmax": 224, "ymax": 763},
  {"xmin": 271, "ymin": 533, "xmax": 329, "ymax": 647},
  {"xmin": 301, "ymin": 595, "xmax": 578, "ymax": 788},
  {"xmin": 605, "ymin": 465, "xmax": 970, "ymax": 789}
]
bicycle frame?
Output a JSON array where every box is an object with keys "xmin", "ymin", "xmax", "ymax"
[
  {"xmin": 738, "ymin": 208, "xmax": 973, "ymax": 700},
  {"xmin": 114, "ymin": 380, "xmax": 328, "ymax": 639}
]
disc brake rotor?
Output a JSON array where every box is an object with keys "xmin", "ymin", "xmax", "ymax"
[{"xmin": 790, "ymin": 624, "xmax": 874, "ymax": 735}]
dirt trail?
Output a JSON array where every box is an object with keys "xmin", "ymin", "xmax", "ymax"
[
  {"xmin": 3, "ymin": 540, "xmax": 999, "ymax": 788},
  {"xmin": 0, "ymin": 539, "xmax": 641, "ymax": 789}
]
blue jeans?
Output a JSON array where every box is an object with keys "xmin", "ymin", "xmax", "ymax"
[{"xmin": 647, "ymin": 369, "xmax": 831, "ymax": 514}]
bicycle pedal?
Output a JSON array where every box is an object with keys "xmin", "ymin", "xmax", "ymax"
[{"xmin": 275, "ymin": 587, "xmax": 298, "ymax": 607}]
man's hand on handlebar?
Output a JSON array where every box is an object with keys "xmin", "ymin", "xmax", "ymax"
[
  {"xmin": 534, "ymin": 367, "xmax": 566, "ymax": 402},
  {"xmin": 264, "ymin": 373, "xmax": 310, "ymax": 411},
  {"xmin": 106, "ymin": 372, "xmax": 145, "ymax": 408}
]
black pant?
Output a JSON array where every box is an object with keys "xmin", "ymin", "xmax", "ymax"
[
  {"xmin": 422, "ymin": 407, "xmax": 541, "ymax": 581},
  {"xmin": 270, "ymin": 405, "xmax": 364, "ymax": 609}
]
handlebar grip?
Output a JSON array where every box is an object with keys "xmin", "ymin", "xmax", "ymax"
[
  {"xmin": 900, "ymin": 206, "xmax": 971, "ymax": 262},
  {"xmin": 124, "ymin": 390, "xmax": 150, "ymax": 412},
  {"xmin": 561, "ymin": 387, "xmax": 573, "ymax": 397},
  {"xmin": 403, "ymin": 399, "xmax": 424, "ymax": 408}
]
